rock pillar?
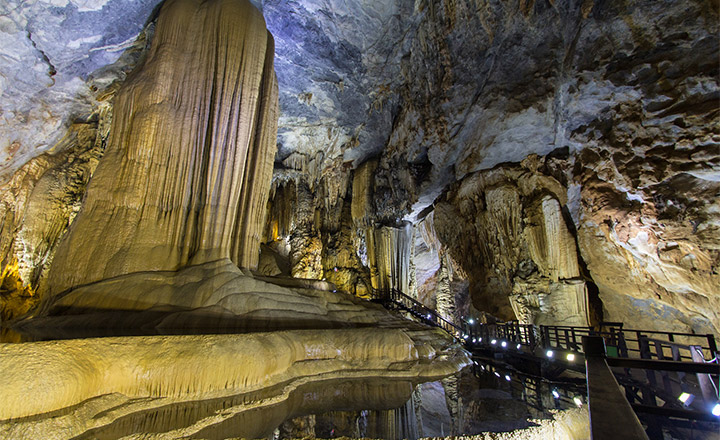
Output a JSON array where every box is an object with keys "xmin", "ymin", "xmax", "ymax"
[{"xmin": 45, "ymin": 0, "xmax": 278, "ymax": 298}]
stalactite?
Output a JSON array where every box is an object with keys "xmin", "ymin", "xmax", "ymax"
[
  {"xmin": 524, "ymin": 196, "xmax": 580, "ymax": 282},
  {"xmin": 407, "ymin": 227, "xmax": 419, "ymax": 300},
  {"xmin": 44, "ymin": 0, "xmax": 278, "ymax": 299},
  {"xmin": 366, "ymin": 223, "xmax": 413, "ymax": 292},
  {"xmin": 288, "ymin": 181, "xmax": 323, "ymax": 279},
  {"xmin": 264, "ymin": 179, "xmax": 297, "ymax": 242},
  {"xmin": 351, "ymin": 159, "xmax": 378, "ymax": 229}
]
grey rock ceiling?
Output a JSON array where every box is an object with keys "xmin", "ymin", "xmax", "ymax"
[
  {"xmin": 0, "ymin": 0, "xmax": 405, "ymax": 183},
  {"xmin": 3, "ymin": 0, "xmax": 718, "ymax": 195}
]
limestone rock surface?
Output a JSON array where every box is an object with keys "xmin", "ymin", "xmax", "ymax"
[
  {"xmin": 0, "ymin": 327, "xmax": 469, "ymax": 436},
  {"xmin": 45, "ymin": 0, "xmax": 278, "ymax": 300},
  {"xmin": 1, "ymin": 0, "xmax": 718, "ymax": 335},
  {"xmin": 431, "ymin": 156, "xmax": 591, "ymax": 326},
  {"xmin": 0, "ymin": 0, "xmax": 162, "ymax": 183}
]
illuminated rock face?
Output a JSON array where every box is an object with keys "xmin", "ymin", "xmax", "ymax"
[
  {"xmin": 260, "ymin": 0, "xmax": 719, "ymax": 335},
  {"xmin": 45, "ymin": 0, "xmax": 278, "ymax": 298},
  {"xmin": 431, "ymin": 156, "xmax": 591, "ymax": 326},
  {"xmin": 575, "ymin": 147, "xmax": 720, "ymax": 335},
  {"xmin": 1, "ymin": 0, "xmax": 718, "ymax": 336}
]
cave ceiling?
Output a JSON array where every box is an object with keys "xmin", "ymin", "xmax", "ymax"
[
  {"xmin": 3, "ymin": 0, "xmax": 717, "ymax": 217},
  {"xmin": 0, "ymin": 0, "xmax": 408, "ymax": 184}
]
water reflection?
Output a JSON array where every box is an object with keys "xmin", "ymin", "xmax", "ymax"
[
  {"xmin": 459, "ymin": 359, "xmax": 587, "ymax": 434},
  {"xmin": 1, "ymin": 322, "xmax": 589, "ymax": 440},
  {"xmin": 76, "ymin": 377, "xmax": 416, "ymax": 440},
  {"xmin": 0, "ymin": 360, "xmax": 587, "ymax": 440}
]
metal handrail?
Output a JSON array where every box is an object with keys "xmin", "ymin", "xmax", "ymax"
[
  {"xmin": 369, "ymin": 287, "xmax": 717, "ymax": 363},
  {"xmin": 371, "ymin": 288, "xmax": 467, "ymax": 340}
]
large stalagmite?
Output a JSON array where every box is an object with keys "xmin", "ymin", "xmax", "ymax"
[{"xmin": 45, "ymin": 0, "xmax": 278, "ymax": 299}]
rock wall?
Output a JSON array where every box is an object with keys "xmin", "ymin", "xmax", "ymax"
[
  {"xmin": 363, "ymin": 0, "xmax": 719, "ymax": 333},
  {"xmin": 44, "ymin": 0, "xmax": 278, "ymax": 299},
  {"xmin": 0, "ymin": 105, "xmax": 113, "ymax": 321}
]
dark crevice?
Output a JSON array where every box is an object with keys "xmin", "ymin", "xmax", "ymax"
[
  {"xmin": 26, "ymin": 31, "xmax": 57, "ymax": 78},
  {"xmin": 560, "ymin": 204, "xmax": 604, "ymax": 326}
]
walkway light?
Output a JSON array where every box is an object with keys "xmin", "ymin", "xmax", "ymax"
[
  {"xmin": 546, "ymin": 350, "xmax": 554, "ymax": 358},
  {"xmin": 678, "ymin": 392, "xmax": 694, "ymax": 406},
  {"xmin": 427, "ymin": 314, "xmax": 432, "ymax": 319},
  {"xmin": 552, "ymin": 389, "xmax": 560, "ymax": 399},
  {"xmin": 478, "ymin": 337, "xmax": 482, "ymax": 342},
  {"xmin": 516, "ymin": 344, "xmax": 521, "ymax": 350},
  {"xmin": 566, "ymin": 353, "xmax": 575, "ymax": 362},
  {"xmin": 494, "ymin": 371, "xmax": 501, "ymax": 378},
  {"xmin": 472, "ymin": 338, "xmax": 477, "ymax": 343},
  {"xmin": 468, "ymin": 318, "xmax": 475, "ymax": 325},
  {"xmin": 501, "ymin": 341, "xmax": 507, "ymax": 348},
  {"xmin": 491, "ymin": 339, "xmax": 497, "ymax": 345},
  {"xmin": 504, "ymin": 374, "xmax": 511, "ymax": 381},
  {"xmin": 712, "ymin": 403, "xmax": 720, "ymax": 417},
  {"xmin": 573, "ymin": 396, "xmax": 583, "ymax": 407}
]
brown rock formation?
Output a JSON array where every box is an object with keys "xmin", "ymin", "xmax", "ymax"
[
  {"xmin": 433, "ymin": 154, "xmax": 592, "ymax": 326},
  {"xmin": 0, "ymin": 111, "xmax": 112, "ymax": 320},
  {"xmin": 44, "ymin": 0, "xmax": 278, "ymax": 299}
]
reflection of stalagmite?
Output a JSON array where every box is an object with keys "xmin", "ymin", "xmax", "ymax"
[
  {"xmin": 45, "ymin": 0, "xmax": 278, "ymax": 298},
  {"xmin": 441, "ymin": 375, "xmax": 459, "ymax": 436}
]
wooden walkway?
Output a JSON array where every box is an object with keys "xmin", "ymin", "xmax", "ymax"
[{"xmin": 371, "ymin": 288, "xmax": 720, "ymax": 439}]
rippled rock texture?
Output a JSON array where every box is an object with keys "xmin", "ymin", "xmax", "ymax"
[
  {"xmin": 43, "ymin": 0, "xmax": 278, "ymax": 300},
  {"xmin": 0, "ymin": 328, "xmax": 469, "ymax": 437}
]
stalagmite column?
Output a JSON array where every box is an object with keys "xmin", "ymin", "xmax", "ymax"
[
  {"xmin": 435, "ymin": 255, "xmax": 456, "ymax": 323},
  {"xmin": 45, "ymin": 0, "xmax": 278, "ymax": 298}
]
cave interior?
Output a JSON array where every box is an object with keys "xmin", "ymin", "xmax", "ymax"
[{"xmin": 0, "ymin": 0, "xmax": 718, "ymax": 438}]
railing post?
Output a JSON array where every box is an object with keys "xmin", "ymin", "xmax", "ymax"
[
  {"xmin": 707, "ymin": 334, "xmax": 718, "ymax": 361},
  {"xmin": 529, "ymin": 326, "xmax": 537, "ymax": 351}
]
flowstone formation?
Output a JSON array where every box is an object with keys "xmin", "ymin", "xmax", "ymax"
[
  {"xmin": 44, "ymin": 0, "xmax": 278, "ymax": 300},
  {"xmin": 0, "ymin": 328, "xmax": 468, "ymax": 437}
]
